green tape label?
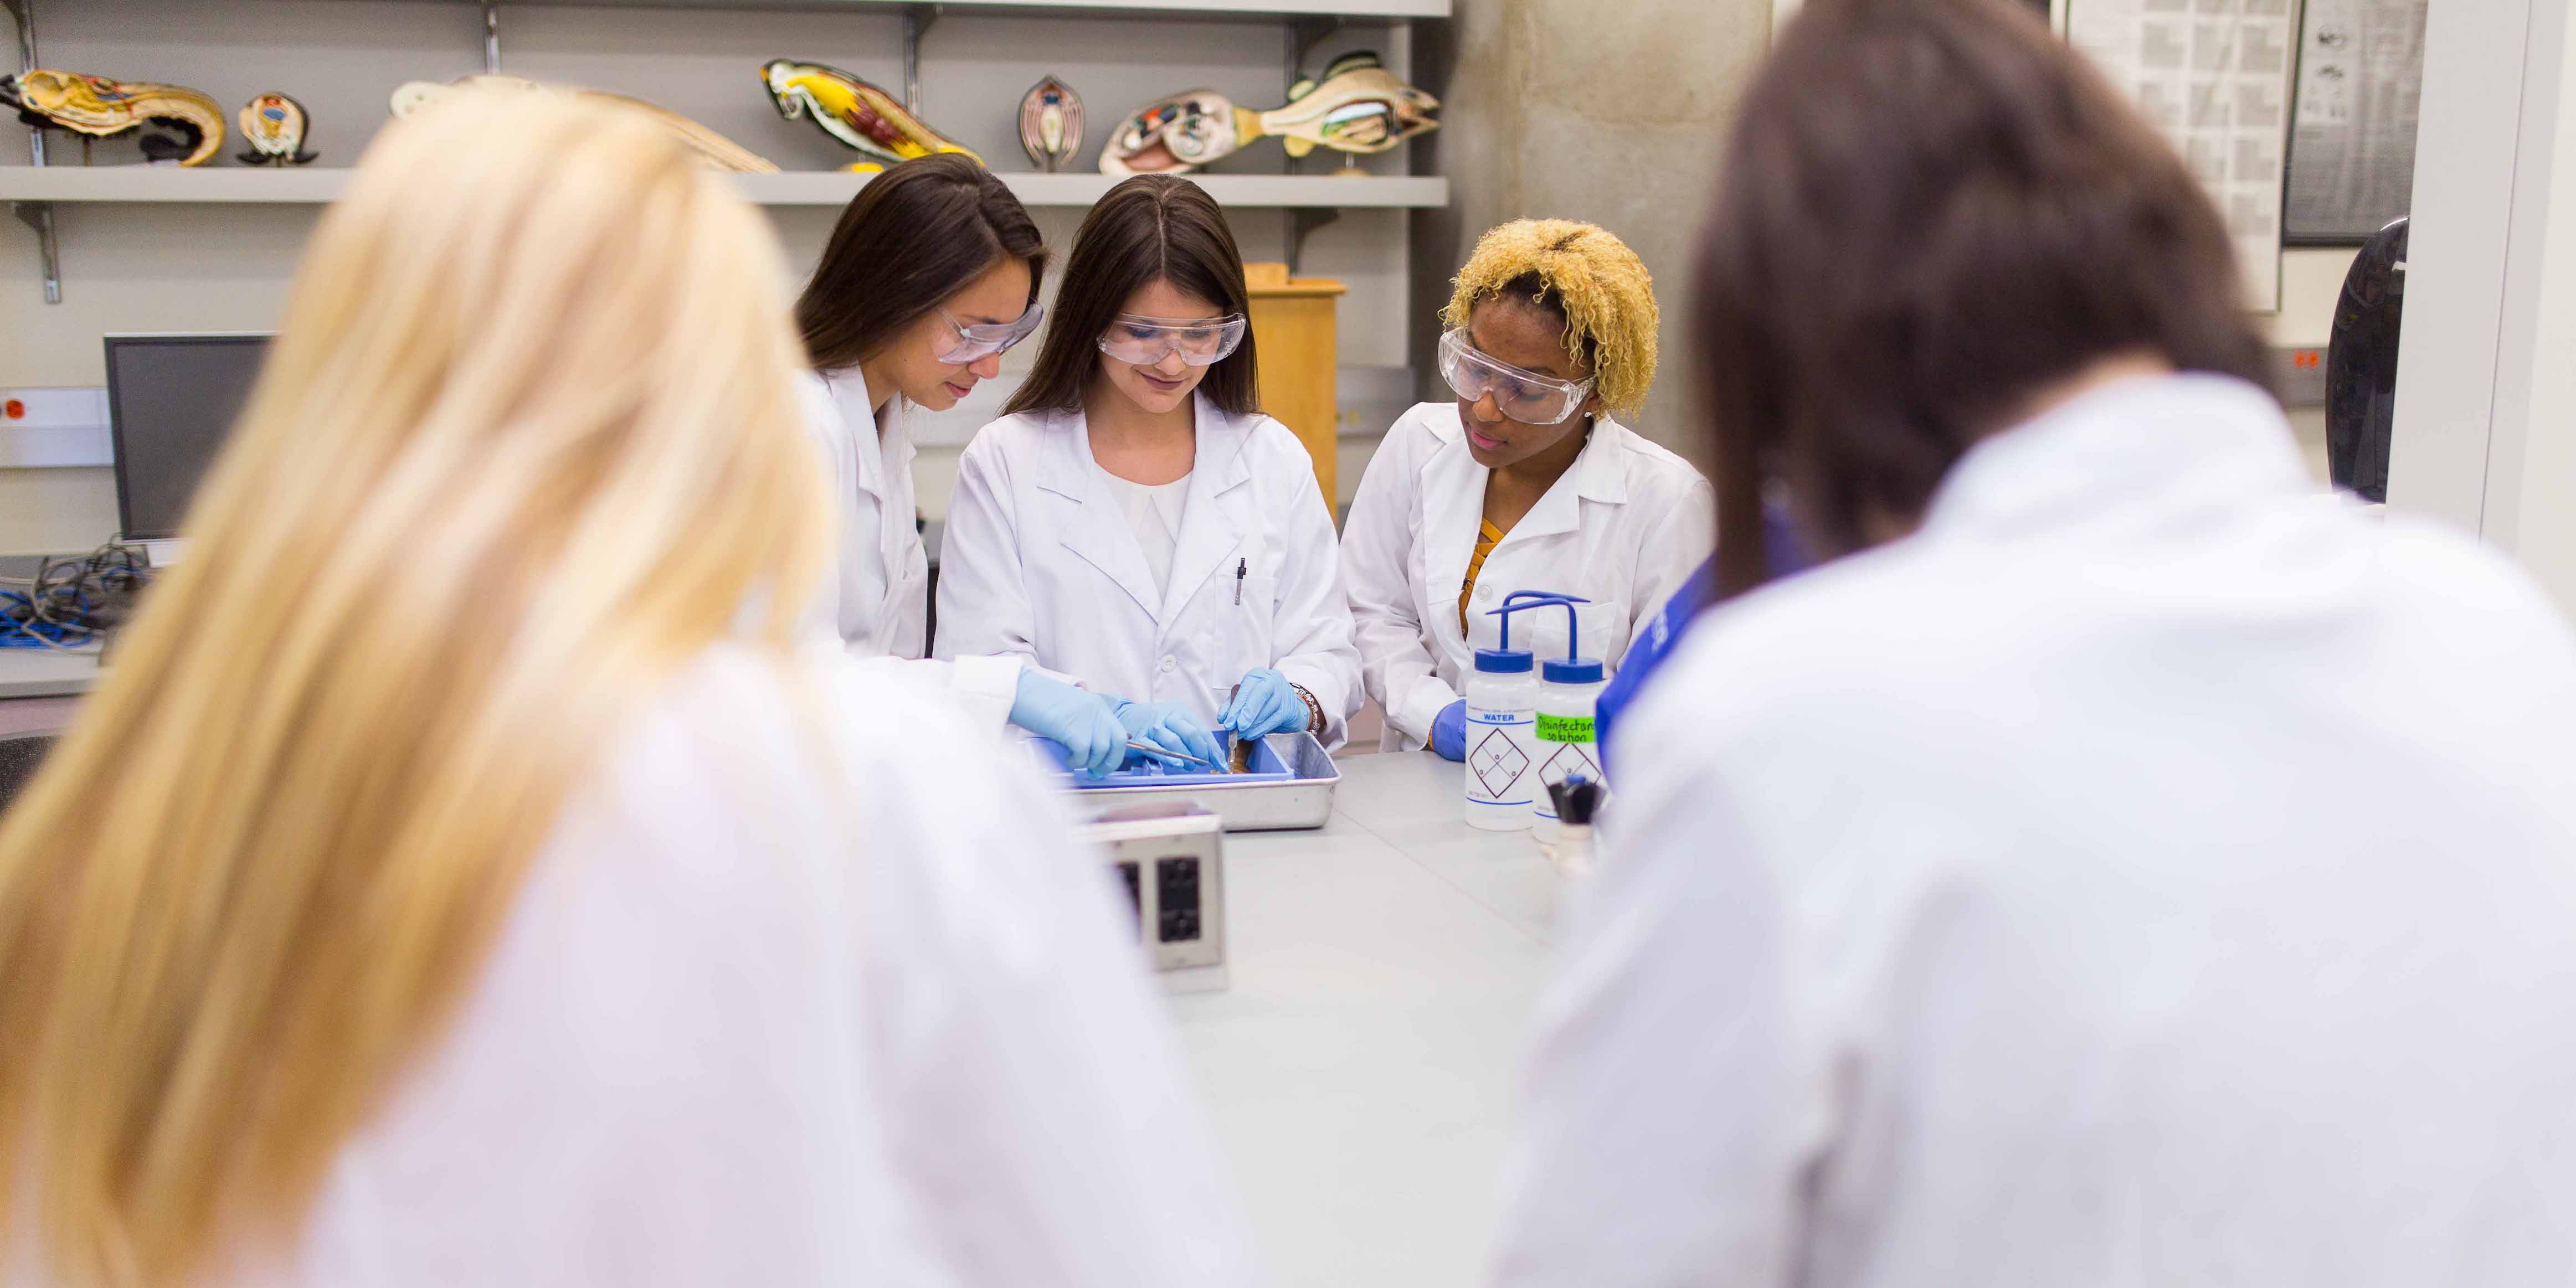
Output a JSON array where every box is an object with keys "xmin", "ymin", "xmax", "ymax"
[{"xmin": 1536, "ymin": 713, "xmax": 1594, "ymax": 744}]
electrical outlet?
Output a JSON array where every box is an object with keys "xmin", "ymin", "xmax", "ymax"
[{"xmin": 0, "ymin": 388, "xmax": 112, "ymax": 468}]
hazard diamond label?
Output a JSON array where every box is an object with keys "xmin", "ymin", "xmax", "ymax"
[
  {"xmin": 1538, "ymin": 742, "xmax": 1602, "ymax": 791},
  {"xmin": 1470, "ymin": 729, "xmax": 1531, "ymax": 799}
]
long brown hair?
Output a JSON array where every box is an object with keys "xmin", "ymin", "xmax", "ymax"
[
  {"xmin": 1005, "ymin": 174, "xmax": 1259, "ymax": 416},
  {"xmin": 795, "ymin": 153, "xmax": 1046, "ymax": 372},
  {"xmin": 1696, "ymin": 0, "xmax": 2269, "ymax": 596}
]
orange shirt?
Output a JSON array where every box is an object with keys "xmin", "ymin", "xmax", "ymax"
[{"xmin": 1458, "ymin": 519, "xmax": 1505, "ymax": 636}]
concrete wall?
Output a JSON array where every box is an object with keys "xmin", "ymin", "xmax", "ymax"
[
  {"xmin": 1406, "ymin": 0, "xmax": 2341, "ymax": 491},
  {"xmin": 1407, "ymin": 0, "xmax": 1773, "ymax": 468}
]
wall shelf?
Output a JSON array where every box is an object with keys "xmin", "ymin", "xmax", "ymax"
[
  {"xmin": 0, "ymin": 166, "xmax": 1447, "ymax": 209},
  {"xmin": 430, "ymin": 0, "xmax": 1451, "ymax": 18}
]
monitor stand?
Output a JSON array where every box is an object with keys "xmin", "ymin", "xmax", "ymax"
[{"xmin": 124, "ymin": 537, "xmax": 187, "ymax": 569}]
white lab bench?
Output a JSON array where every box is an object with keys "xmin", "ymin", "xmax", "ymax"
[
  {"xmin": 0, "ymin": 646, "xmax": 101, "ymax": 699},
  {"xmin": 0, "ymin": 648, "xmax": 1571, "ymax": 1285},
  {"xmin": 0, "ymin": 648, "xmax": 101, "ymax": 738},
  {"xmin": 1169, "ymin": 751, "xmax": 1569, "ymax": 1288}
]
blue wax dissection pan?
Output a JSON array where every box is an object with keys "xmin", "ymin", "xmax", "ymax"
[{"xmin": 1031, "ymin": 733, "xmax": 1297, "ymax": 787}]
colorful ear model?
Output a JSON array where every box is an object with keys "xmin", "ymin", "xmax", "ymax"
[
  {"xmin": 1099, "ymin": 89, "xmax": 1253, "ymax": 176},
  {"xmin": 236, "ymin": 92, "xmax": 318, "ymax": 167},
  {"xmin": 762, "ymin": 59, "xmax": 980, "ymax": 171},
  {"xmin": 0, "ymin": 69, "xmax": 224, "ymax": 166},
  {"xmin": 1100, "ymin": 53, "xmax": 1438, "ymax": 177}
]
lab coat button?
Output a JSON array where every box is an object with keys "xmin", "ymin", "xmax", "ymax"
[
  {"xmin": 1477, "ymin": 584, "xmax": 1495, "ymax": 602},
  {"xmin": 1159, "ymin": 655, "xmax": 1177, "ymax": 673}
]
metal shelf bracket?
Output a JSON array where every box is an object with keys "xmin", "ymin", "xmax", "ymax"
[
  {"xmin": 7, "ymin": 0, "xmax": 54, "ymax": 301},
  {"xmin": 1288, "ymin": 206, "xmax": 1339, "ymax": 276},
  {"xmin": 903, "ymin": 4, "xmax": 942, "ymax": 117},
  {"xmin": 482, "ymin": 1, "xmax": 500, "ymax": 73},
  {"xmin": 1283, "ymin": 16, "xmax": 1341, "ymax": 175},
  {"xmin": 13, "ymin": 200, "xmax": 58, "ymax": 303},
  {"xmin": 1287, "ymin": 14, "xmax": 1343, "ymax": 84}
]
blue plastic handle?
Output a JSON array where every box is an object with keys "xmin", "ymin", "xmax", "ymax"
[
  {"xmin": 1488, "ymin": 590, "xmax": 1590, "ymax": 653},
  {"xmin": 1541, "ymin": 596, "xmax": 1588, "ymax": 665}
]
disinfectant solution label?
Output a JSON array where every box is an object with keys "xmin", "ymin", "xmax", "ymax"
[{"xmin": 1535, "ymin": 713, "xmax": 1595, "ymax": 743}]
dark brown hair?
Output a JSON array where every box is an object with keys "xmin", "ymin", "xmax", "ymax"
[
  {"xmin": 1696, "ymin": 0, "xmax": 2269, "ymax": 596},
  {"xmin": 1005, "ymin": 174, "xmax": 1259, "ymax": 416},
  {"xmin": 795, "ymin": 153, "xmax": 1046, "ymax": 373}
]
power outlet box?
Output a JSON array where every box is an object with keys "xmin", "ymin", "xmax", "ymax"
[{"xmin": 0, "ymin": 388, "xmax": 112, "ymax": 468}]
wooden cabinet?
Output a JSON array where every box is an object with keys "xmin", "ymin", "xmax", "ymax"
[{"xmin": 1243, "ymin": 261, "xmax": 1347, "ymax": 511}]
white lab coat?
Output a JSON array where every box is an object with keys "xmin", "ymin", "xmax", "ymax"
[
  {"xmin": 1493, "ymin": 374, "xmax": 2576, "ymax": 1287},
  {"xmin": 935, "ymin": 394, "xmax": 1362, "ymax": 746},
  {"xmin": 191, "ymin": 647, "xmax": 1259, "ymax": 1288},
  {"xmin": 797, "ymin": 369, "xmax": 1021, "ymax": 728},
  {"xmin": 1341, "ymin": 401, "xmax": 1714, "ymax": 751}
]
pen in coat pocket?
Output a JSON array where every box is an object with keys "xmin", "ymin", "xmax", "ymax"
[{"xmin": 1235, "ymin": 557, "xmax": 1246, "ymax": 605}]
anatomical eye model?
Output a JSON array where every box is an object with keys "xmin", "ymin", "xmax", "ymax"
[
  {"xmin": 236, "ymin": 92, "xmax": 319, "ymax": 167},
  {"xmin": 0, "ymin": 68, "xmax": 225, "ymax": 166},
  {"xmin": 1100, "ymin": 52, "xmax": 1438, "ymax": 177},
  {"xmin": 1019, "ymin": 75, "xmax": 1083, "ymax": 173},
  {"xmin": 762, "ymin": 59, "xmax": 979, "ymax": 171}
]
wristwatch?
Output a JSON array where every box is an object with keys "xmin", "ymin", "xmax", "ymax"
[{"xmin": 1290, "ymin": 683, "xmax": 1324, "ymax": 735}]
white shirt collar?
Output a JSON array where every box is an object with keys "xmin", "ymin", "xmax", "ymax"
[{"xmin": 1921, "ymin": 373, "xmax": 2308, "ymax": 541}]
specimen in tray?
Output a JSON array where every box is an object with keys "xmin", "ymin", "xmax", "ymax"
[
  {"xmin": 1100, "ymin": 53, "xmax": 1438, "ymax": 177},
  {"xmin": 0, "ymin": 69, "xmax": 224, "ymax": 166}
]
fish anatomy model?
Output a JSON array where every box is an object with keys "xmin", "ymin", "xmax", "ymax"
[
  {"xmin": 1099, "ymin": 52, "xmax": 1437, "ymax": 177},
  {"xmin": 0, "ymin": 69, "xmax": 225, "ymax": 166},
  {"xmin": 389, "ymin": 75, "xmax": 780, "ymax": 173},
  {"xmin": 236, "ymin": 92, "xmax": 319, "ymax": 166},
  {"xmin": 762, "ymin": 59, "xmax": 979, "ymax": 171}
]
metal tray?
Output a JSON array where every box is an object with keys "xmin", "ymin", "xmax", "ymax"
[{"xmin": 1047, "ymin": 731, "xmax": 1340, "ymax": 832}]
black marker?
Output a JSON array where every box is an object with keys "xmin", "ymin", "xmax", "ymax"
[{"xmin": 1234, "ymin": 557, "xmax": 1247, "ymax": 604}]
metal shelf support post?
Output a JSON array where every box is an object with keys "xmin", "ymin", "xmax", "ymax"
[
  {"xmin": 904, "ymin": 5, "xmax": 942, "ymax": 117},
  {"xmin": 4, "ymin": 0, "xmax": 56, "ymax": 301}
]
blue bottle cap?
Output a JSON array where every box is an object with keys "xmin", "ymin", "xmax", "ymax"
[
  {"xmin": 1475, "ymin": 648, "xmax": 1533, "ymax": 673},
  {"xmin": 1542, "ymin": 657, "xmax": 1603, "ymax": 684}
]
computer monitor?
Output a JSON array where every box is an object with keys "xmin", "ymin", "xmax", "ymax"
[{"xmin": 103, "ymin": 332, "xmax": 271, "ymax": 542}]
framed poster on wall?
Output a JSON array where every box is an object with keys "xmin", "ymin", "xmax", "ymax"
[
  {"xmin": 2066, "ymin": 0, "xmax": 2299, "ymax": 311},
  {"xmin": 2284, "ymin": 0, "xmax": 2426, "ymax": 244}
]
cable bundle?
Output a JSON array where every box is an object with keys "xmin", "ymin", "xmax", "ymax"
[{"xmin": 0, "ymin": 544, "xmax": 151, "ymax": 650}]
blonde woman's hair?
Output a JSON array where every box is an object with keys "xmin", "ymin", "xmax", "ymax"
[
  {"xmin": 0, "ymin": 90, "xmax": 827, "ymax": 1285},
  {"xmin": 1441, "ymin": 218, "xmax": 1659, "ymax": 418}
]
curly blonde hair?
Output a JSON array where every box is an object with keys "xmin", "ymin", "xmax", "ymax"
[{"xmin": 1441, "ymin": 218, "xmax": 1658, "ymax": 418}]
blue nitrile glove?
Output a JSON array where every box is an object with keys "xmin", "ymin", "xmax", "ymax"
[
  {"xmin": 1113, "ymin": 698, "xmax": 1227, "ymax": 771},
  {"xmin": 1430, "ymin": 698, "xmax": 1467, "ymax": 761},
  {"xmin": 1219, "ymin": 668, "xmax": 1309, "ymax": 739},
  {"xmin": 1010, "ymin": 671, "xmax": 1127, "ymax": 778}
]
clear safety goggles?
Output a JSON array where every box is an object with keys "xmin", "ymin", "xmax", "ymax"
[
  {"xmin": 1096, "ymin": 313, "xmax": 1248, "ymax": 367},
  {"xmin": 933, "ymin": 301, "xmax": 1046, "ymax": 364},
  {"xmin": 1438, "ymin": 328, "xmax": 1597, "ymax": 426}
]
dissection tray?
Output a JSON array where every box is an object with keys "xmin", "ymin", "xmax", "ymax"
[{"xmin": 1029, "ymin": 731, "xmax": 1340, "ymax": 831}]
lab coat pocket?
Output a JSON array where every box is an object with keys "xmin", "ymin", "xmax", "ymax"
[{"xmin": 1230, "ymin": 574, "xmax": 1281, "ymax": 672}]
